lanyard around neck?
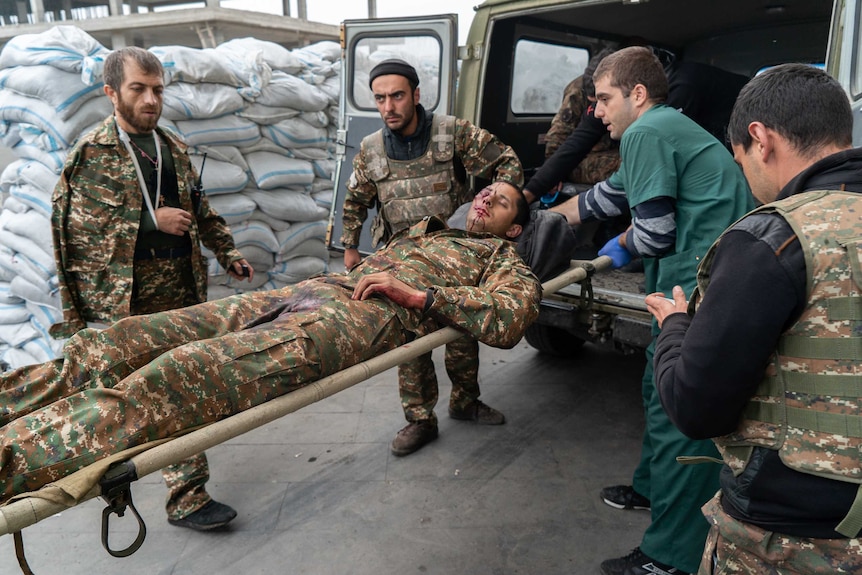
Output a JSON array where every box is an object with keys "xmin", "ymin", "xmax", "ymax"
[{"xmin": 116, "ymin": 119, "xmax": 163, "ymax": 230}]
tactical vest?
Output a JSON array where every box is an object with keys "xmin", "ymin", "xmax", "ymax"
[
  {"xmin": 694, "ymin": 190, "xmax": 862, "ymax": 537},
  {"xmin": 361, "ymin": 115, "xmax": 465, "ymax": 245}
]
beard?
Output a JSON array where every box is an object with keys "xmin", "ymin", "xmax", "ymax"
[{"xmin": 115, "ymin": 92, "xmax": 161, "ymax": 133}]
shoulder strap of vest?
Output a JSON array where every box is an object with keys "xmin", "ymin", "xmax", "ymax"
[
  {"xmin": 430, "ymin": 115, "xmax": 456, "ymax": 163},
  {"xmin": 360, "ymin": 129, "xmax": 390, "ymax": 181}
]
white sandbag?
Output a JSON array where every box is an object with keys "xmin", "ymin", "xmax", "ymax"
[
  {"xmin": 260, "ymin": 117, "xmax": 329, "ymax": 149},
  {"xmin": 150, "ymin": 45, "xmax": 272, "ymax": 93},
  {"xmin": 3, "ymin": 196, "xmax": 30, "ymax": 214},
  {"xmin": 206, "ymin": 193, "xmax": 256, "ymax": 225},
  {"xmin": 0, "ymin": 319, "xmax": 37, "ymax": 346},
  {"xmin": 230, "ymin": 220, "xmax": 280, "ymax": 253},
  {"xmin": 236, "ymin": 103, "xmax": 301, "ymax": 125},
  {"xmin": 319, "ymin": 74, "xmax": 341, "ymax": 104},
  {"xmin": 162, "ymin": 82, "xmax": 244, "ymax": 121},
  {"xmin": 238, "ymin": 137, "xmax": 291, "ymax": 157},
  {"xmin": 243, "ymin": 189, "xmax": 329, "ymax": 222},
  {"xmin": 300, "ymin": 110, "xmax": 329, "ymax": 129},
  {"xmin": 188, "ymin": 155, "xmax": 249, "ymax": 195},
  {"xmin": 173, "ymin": 115, "xmax": 260, "ymax": 147},
  {"xmin": 245, "ymin": 151, "xmax": 315, "ymax": 189},
  {"xmin": 203, "ymin": 244, "xmax": 273, "ymax": 269},
  {"xmin": 0, "ymin": 281, "xmax": 23, "ymax": 304},
  {"xmin": 269, "ymin": 256, "xmax": 327, "ymax": 284},
  {"xmin": 294, "ymin": 41, "xmax": 341, "ymax": 64},
  {"xmin": 249, "ymin": 209, "xmax": 291, "ymax": 232},
  {"xmin": 255, "ymin": 71, "xmax": 329, "ymax": 112},
  {"xmin": 192, "ymin": 145, "xmax": 248, "ymax": 171},
  {"xmin": 276, "ymin": 220, "xmax": 328, "ymax": 256},
  {"xmin": 0, "ymin": 302, "xmax": 30, "ymax": 324},
  {"xmin": 26, "ymin": 300, "xmax": 62, "ymax": 338},
  {"xmin": 4, "ymin": 210, "xmax": 53, "ymax": 255},
  {"xmin": 285, "ymin": 146, "xmax": 331, "ymax": 161},
  {"xmin": 3, "ymin": 346, "xmax": 40, "ymax": 369},
  {"xmin": 0, "ymin": 121, "xmax": 21, "ymax": 148},
  {"xmin": 312, "ymin": 189, "xmax": 334, "ymax": 209},
  {"xmin": 217, "ymin": 38, "xmax": 303, "ymax": 74},
  {"xmin": 312, "ymin": 159, "xmax": 335, "ymax": 179},
  {"xmin": 11, "ymin": 141, "xmax": 66, "ymax": 174},
  {"xmin": 278, "ymin": 238, "xmax": 329, "ymax": 262},
  {"xmin": 0, "ymin": 229, "xmax": 55, "ymax": 279},
  {"xmin": 10, "ymin": 275, "xmax": 57, "ymax": 307},
  {"xmin": 0, "ymin": 65, "xmax": 104, "ymax": 120},
  {"xmin": 0, "ymin": 26, "xmax": 109, "ymax": 74},
  {"xmin": 23, "ymin": 335, "xmax": 63, "ymax": 363},
  {"xmin": 2, "ymin": 159, "xmax": 60, "ymax": 193},
  {"xmin": 7, "ymin": 183, "xmax": 51, "ymax": 219},
  {"xmin": 0, "ymin": 91, "xmax": 112, "ymax": 148}
]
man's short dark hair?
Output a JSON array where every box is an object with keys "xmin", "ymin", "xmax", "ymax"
[
  {"xmin": 593, "ymin": 46, "xmax": 668, "ymax": 103},
  {"xmin": 583, "ymin": 48, "xmax": 615, "ymax": 99},
  {"xmin": 103, "ymin": 47, "xmax": 163, "ymax": 92},
  {"xmin": 513, "ymin": 188, "xmax": 530, "ymax": 228},
  {"xmin": 368, "ymin": 59, "xmax": 420, "ymax": 91},
  {"xmin": 727, "ymin": 63, "xmax": 852, "ymax": 156}
]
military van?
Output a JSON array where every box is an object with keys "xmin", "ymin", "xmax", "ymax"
[{"xmin": 327, "ymin": 0, "xmax": 862, "ymax": 357}]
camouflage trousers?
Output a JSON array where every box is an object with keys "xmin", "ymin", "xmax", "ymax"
[
  {"xmin": 131, "ymin": 256, "xmax": 209, "ymax": 520},
  {"xmin": 0, "ymin": 281, "xmax": 406, "ymax": 504},
  {"xmin": 398, "ymin": 336, "xmax": 479, "ymax": 424},
  {"xmin": 698, "ymin": 492, "xmax": 862, "ymax": 574}
]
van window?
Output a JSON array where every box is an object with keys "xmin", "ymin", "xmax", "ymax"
[
  {"xmin": 511, "ymin": 40, "xmax": 589, "ymax": 115},
  {"xmin": 350, "ymin": 35, "xmax": 442, "ymax": 111}
]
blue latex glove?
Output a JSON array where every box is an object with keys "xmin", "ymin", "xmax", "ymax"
[{"xmin": 598, "ymin": 234, "xmax": 632, "ymax": 268}]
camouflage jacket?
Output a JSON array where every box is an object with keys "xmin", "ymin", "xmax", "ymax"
[
  {"xmin": 340, "ymin": 113, "xmax": 523, "ymax": 248},
  {"xmin": 698, "ymin": 191, "xmax": 862, "ymax": 486},
  {"xmin": 333, "ymin": 216, "xmax": 541, "ymax": 358},
  {"xmin": 50, "ymin": 116, "xmax": 242, "ymax": 338}
]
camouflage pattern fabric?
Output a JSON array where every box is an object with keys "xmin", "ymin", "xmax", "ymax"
[
  {"xmin": 398, "ymin": 336, "xmax": 479, "ymax": 424},
  {"xmin": 50, "ymin": 115, "xmax": 243, "ymax": 338},
  {"xmin": 132, "ymin": 258, "xmax": 210, "ymax": 520},
  {"xmin": 0, "ymin": 218, "xmax": 540, "ymax": 502},
  {"xmin": 341, "ymin": 113, "xmax": 523, "ymax": 429},
  {"xmin": 360, "ymin": 117, "xmax": 465, "ymax": 246},
  {"xmin": 697, "ymin": 191, "xmax": 862, "ymax": 483},
  {"xmin": 544, "ymin": 76, "xmax": 620, "ymax": 185},
  {"xmin": 698, "ymin": 493, "xmax": 862, "ymax": 574},
  {"xmin": 340, "ymin": 115, "xmax": 523, "ymax": 249}
]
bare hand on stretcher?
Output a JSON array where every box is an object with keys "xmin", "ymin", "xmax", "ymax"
[{"xmin": 352, "ymin": 272, "xmax": 426, "ymax": 309}]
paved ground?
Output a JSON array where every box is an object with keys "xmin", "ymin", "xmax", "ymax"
[{"xmin": 0, "ymin": 340, "xmax": 651, "ymax": 575}]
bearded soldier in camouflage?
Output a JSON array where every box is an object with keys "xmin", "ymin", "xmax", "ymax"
[
  {"xmin": 340, "ymin": 59, "xmax": 525, "ymax": 456},
  {"xmin": 648, "ymin": 64, "xmax": 862, "ymax": 574},
  {"xmin": 0, "ymin": 186, "xmax": 539, "ymax": 505},
  {"xmin": 50, "ymin": 47, "xmax": 252, "ymax": 530}
]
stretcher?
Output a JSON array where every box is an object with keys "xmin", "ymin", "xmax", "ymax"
[{"xmin": 0, "ymin": 256, "xmax": 611, "ymax": 573}]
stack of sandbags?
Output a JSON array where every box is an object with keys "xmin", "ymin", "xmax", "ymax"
[{"xmin": 0, "ymin": 27, "xmax": 341, "ymax": 369}]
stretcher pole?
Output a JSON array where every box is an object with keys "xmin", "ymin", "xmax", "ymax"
[{"xmin": 0, "ymin": 255, "xmax": 611, "ymax": 538}]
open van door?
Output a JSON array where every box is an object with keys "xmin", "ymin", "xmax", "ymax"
[
  {"xmin": 826, "ymin": 0, "xmax": 862, "ymax": 145},
  {"xmin": 326, "ymin": 15, "xmax": 459, "ymax": 255}
]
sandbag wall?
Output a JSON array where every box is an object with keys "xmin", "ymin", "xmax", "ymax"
[{"xmin": 0, "ymin": 26, "xmax": 340, "ymax": 369}]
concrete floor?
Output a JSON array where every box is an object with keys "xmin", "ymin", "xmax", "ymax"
[{"xmin": 0, "ymin": 340, "xmax": 651, "ymax": 575}]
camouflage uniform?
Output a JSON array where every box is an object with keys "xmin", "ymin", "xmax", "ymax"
[
  {"xmin": 341, "ymin": 112, "xmax": 524, "ymax": 424},
  {"xmin": 50, "ymin": 116, "xmax": 243, "ymax": 520},
  {"xmin": 691, "ymin": 190, "xmax": 862, "ymax": 573},
  {"xmin": 0, "ymin": 217, "xmax": 541, "ymax": 503},
  {"xmin": 544, "ymin": 76, "xmax": 620, "ymax": 186}
]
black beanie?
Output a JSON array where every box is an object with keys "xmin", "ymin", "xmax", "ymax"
[{"xmin": 368, "ymin": 59, "xmax": 420, "ymax": 89}]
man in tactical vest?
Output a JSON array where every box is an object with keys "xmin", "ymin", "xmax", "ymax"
[
  {"xmin": 340, "ymin": 59, "xmax": 524, "ymax": 457},
  {"xmin": 647, "ymin": 63, "xmax": 862, "ymax": 573}
]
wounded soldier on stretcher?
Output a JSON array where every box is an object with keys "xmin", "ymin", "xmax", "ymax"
[{"xmin": 0, "ymin": 184, "xmax": 576, "ymax": 503}]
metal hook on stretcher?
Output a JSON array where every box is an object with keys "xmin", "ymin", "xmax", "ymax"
[{"xmin": 99, "ymin": 460, "xmax": 147, "ymax": 558}]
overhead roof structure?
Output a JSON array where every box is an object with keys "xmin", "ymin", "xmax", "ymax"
[{"xmin": 0, "ymin": 0, "xmax": 339, "ymax": 49}]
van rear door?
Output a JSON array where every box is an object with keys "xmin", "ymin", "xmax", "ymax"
[
  {"xmin": 827, "ymin": 0, "xmax": 862, "ymax": 144},
  {"xmin": 326, "ymin": 15, "xmax": 458, "ymax": 254}
]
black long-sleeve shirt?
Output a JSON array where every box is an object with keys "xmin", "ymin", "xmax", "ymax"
[{"xmin": 653, "ymin": 148, "xmax": 862, "ymax": 538}]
